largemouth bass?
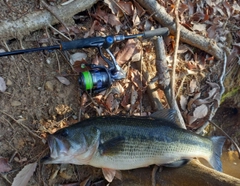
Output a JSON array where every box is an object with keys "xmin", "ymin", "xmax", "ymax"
[{"xmin": 43, "ymin": 112, "xmax": 225, "ymax": 182}]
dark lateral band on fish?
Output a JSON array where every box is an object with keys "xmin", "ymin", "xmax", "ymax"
[{"xmin": 42, "ymin": 110, "xmax": 226, "ymax": 183}]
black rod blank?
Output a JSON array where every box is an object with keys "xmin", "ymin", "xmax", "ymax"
[{"xmin": 0, "ymin": 45, "xmax": 60, "ymax": 57}]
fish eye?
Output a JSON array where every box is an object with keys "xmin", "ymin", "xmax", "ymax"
[{"xmin": 60, "ymin": 129, "xmax": 68, "ymax": 137}]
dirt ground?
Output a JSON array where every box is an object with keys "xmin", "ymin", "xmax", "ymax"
[{"xmin": 0, "ymin": 0, "xmax": 240, "ymax": 186}]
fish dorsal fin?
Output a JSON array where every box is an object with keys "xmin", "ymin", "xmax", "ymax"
[
  {"xmin": 102, "ymin": 168, "xmax": 122, "ymax": 182},
  {"xmin": 150, "ymin": 109, "xmax": 177, "ymax": 123},
  {"xmin": 99, "ymin": 137, "xmax": 125, "ymax": 156}
]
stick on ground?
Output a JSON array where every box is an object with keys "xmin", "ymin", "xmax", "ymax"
[{"xmin": 136, "ymin": 0, "xmax": 224, "ymax": 60}]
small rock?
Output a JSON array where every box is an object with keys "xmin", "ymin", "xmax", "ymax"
[
  {"xmin": 72, "ymin": 115, "xmax": 78, "ymax": 120},
  {"xmin": 45, "ymin": 81, "xmax": 54, "ymax": 91},
  {"xmin": 6, "ymin": 79, "xmax": 13, "ymax": 86},
  {"xmin": 46, "ymin": 57, "xmax": 52, "ymax": 65},
  {"xmin": 11, "ymin": 101, "xmax": 21, "ymax": 107},
  {"xmin": 0, "ymin": 77, "xmax": 6, "ymax": 92}
]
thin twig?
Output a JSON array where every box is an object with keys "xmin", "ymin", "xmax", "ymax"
[
  {"xmin": 171, "ymin": 0, "xmax": 180, "ymax": 107},
  {"xmin": 41, "ymin": 0, "xmax": 70, "ymax": 37},
  {"xmin": 2, "ymin": 40, "xmax": 15, "ymax": 60},
  {"xmin": 54, "ymin": 50, "xmax": 61, "ymax": 73},
  {"xmin": 44, "ymin": 26, "xmax": 61, "ymax": 72},
  {"xmin": 151, "ymin": 165, "xmax": 159, "ymax": 186},
  {"xmin": 208, "ymin": 120, "xmax": 240, "ymax": 159},
  {"xmin": 196, "ymin": 52, "xmax": 227, "ymax": 134},
  {"xmin": 48, "ymin": 23, "xmax": 71, "ymax": 41},
  {"xmin": 0, "ymin": 110, "xmax": 44, "ymax": 140},
  {"xmin": 219, "ymin": 52, "xmax": 227, "ymax": 95}
]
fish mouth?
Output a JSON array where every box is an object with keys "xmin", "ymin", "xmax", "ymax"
[{"xmin": 47, "ymin": 135, "xmax": 71, "ymax": 159}]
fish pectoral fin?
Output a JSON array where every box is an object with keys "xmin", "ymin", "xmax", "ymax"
[
  {"xmin": 163, "ymin": 159, "xmax": 190, "ymax": 168},
  {"xmin": 102, "ymin": 168, "xmax": 122, "ymax": 182},
  {"xmin": 99, "ymin": 136, "xmax": 125, "ymax": 156}
]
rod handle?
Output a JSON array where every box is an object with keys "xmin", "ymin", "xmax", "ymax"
[
  {"xmin": 143, "ymin": 27, "xmax": 169, "ymax": 38},
  {"xmin": 60, "ymin": 37, "xmax": 106, "ymax": 50}
]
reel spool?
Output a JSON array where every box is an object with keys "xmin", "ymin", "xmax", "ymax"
[{"xmin": 78, "ymin": 67, "xmax": 112, "ymax": 93}]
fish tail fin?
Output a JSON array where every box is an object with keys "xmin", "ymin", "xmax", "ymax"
[{"xmin": 209, "ymin": 136, "xmax": 226, "ymax": 172}]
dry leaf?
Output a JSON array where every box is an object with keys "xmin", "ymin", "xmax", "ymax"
[
  {"xmin": 144, "ymin": 19, "xmax": 152, "ymax": 30},
  {"xmin": 111, "ymin": 82, "xmax": 124, "ymax": 95},
  {"xmin": 0, "ymin": 156, "xmax": 11, "ymax": 173},
  {"xmin": 117, "ymin": 1, "xmax": 133, "ymax": 15},
  {"xmin": 12, "ymin": 162, "xmax": 37, "ymax": 186},
  {"xmin": 116, "ymin": 39, "xmax": 137, "ymax": 65},
  {"xmin": 132, "ymin": 8, "xmax": 140, "ymax": 26},
  {"xmin": 223, "ymin": 1, "xmax": 232, "ymax": 18},
  {"xmin": 92, "ymin": 55, "xmax": 108, "ymax": 67},
  {"xmin": 104, "ymin": 0, "xmax": 119, "ymax": 14},
  {"xmin": 130, "ymin": 86, "xmax": 138, "ymax": 105},
  {"xmin": 133, "ymin": 0, "xmax": 146, "ymax": 17},
  {"xmin": 187, "ymin": 92, "xmax": 201, "ymax": 111},
  {"xmin": 0, "ymin": 48, "xmax": 6, "ymax": 53},
  {"xmin": 120, "ymin": 85, "xmax": 131, "ymax": 109},
  {"xmin": 93, "ymin": 6, "xmax": 108, "ymax": 23},
  {"xmin": 189, "ymin": 79, "xmax": 197, "ymax": 93},
  {"xmin": 56, "ymin": 76, "xmax": 70, "ymax": 85},
  {"xmin": 233, "ymin": 1, "xmax": 240, "ymax": 11},
  {"xmin": 0, "ymin": 77, "xmax": 7, "ymax": 92},
  {"xmin": 180, "ymin": 95, "xmax": 188, "ymax": 111},
  {"xmin": 192, "ymin": 22, "xmax": 206, "ymax": 32},
  {"xmin": 70, "ymin": 52, "xmax": 87, "ymax": 65},
  {"xmin": 85, "ymin": 20, "xmax": 105, "ymax": 38},
  {"xmin": 93, "ymin": 106, "xmax": 103, "ymax": 116},
  {"xmin": 130, "ymin": 68, "xmax": 147, "ymax": 89},
  {"xmin": 106, "ymin": 93, "xmax": 119, "ymax": 112},
  {"xmin": 193, "ymin": 104, "xmax": 208, "ymax": 119},
  {"xmin": 108, "ymin": 14, "xmax": 122, "ymax": 28},
  {"xmin": 188, "ymin": 114, "xmax": 198, "ymax": 125}
]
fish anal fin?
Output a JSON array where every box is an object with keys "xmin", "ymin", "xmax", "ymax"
[
  {"xmin": 99, "ymin": 137, "xmax": 125, "ymax": 156},
  {"xmin": 163, "ymin": 159, "xmax": 190, "ymax": 167},
  {"xmin": 102, "ymin": 168, "xmax": 122, "ymax": 182}
]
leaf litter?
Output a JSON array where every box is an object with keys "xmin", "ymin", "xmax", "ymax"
[
  {"xmin": 0, "ymin": 156, "xmax": 11, "ymax": 173},
  {"xmin": 12, "ymin": 162, "xmax": 37, "ymax": 186}
]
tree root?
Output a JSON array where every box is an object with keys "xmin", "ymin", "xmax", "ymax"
[
  {"xmin": 136, "ymin": 0, "xmax": 224, "ymax": 60},
  {"xmin": 0, "ymin": 0, "xmax": 97, "ymax": 40},
  {"xmin": 111, "ymin": 159, "xmax": 240, "ymax": 186}
]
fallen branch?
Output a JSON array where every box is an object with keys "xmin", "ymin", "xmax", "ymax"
[
  {"xmin": 136, "ymin": 0, "xmax": 224, "ymax": 60},
  {"xmin": 136, "ymin": 59, "xmax": 163, "ymax": 111},
  {"xmin": 0, "ymin": 0, "xmax": 97, "ymax": 40},
  {"xmin": 111, "ymin": 159, "xmax": 240, "ymax": 186},
  {"xmin": 154, "ymin": 36, "xmax": 186, "ymax": 129}
]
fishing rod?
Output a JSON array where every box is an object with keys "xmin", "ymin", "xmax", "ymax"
[{"xmin": 0, "ymin": 28, "xmax": 169, "ymax": 93}]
